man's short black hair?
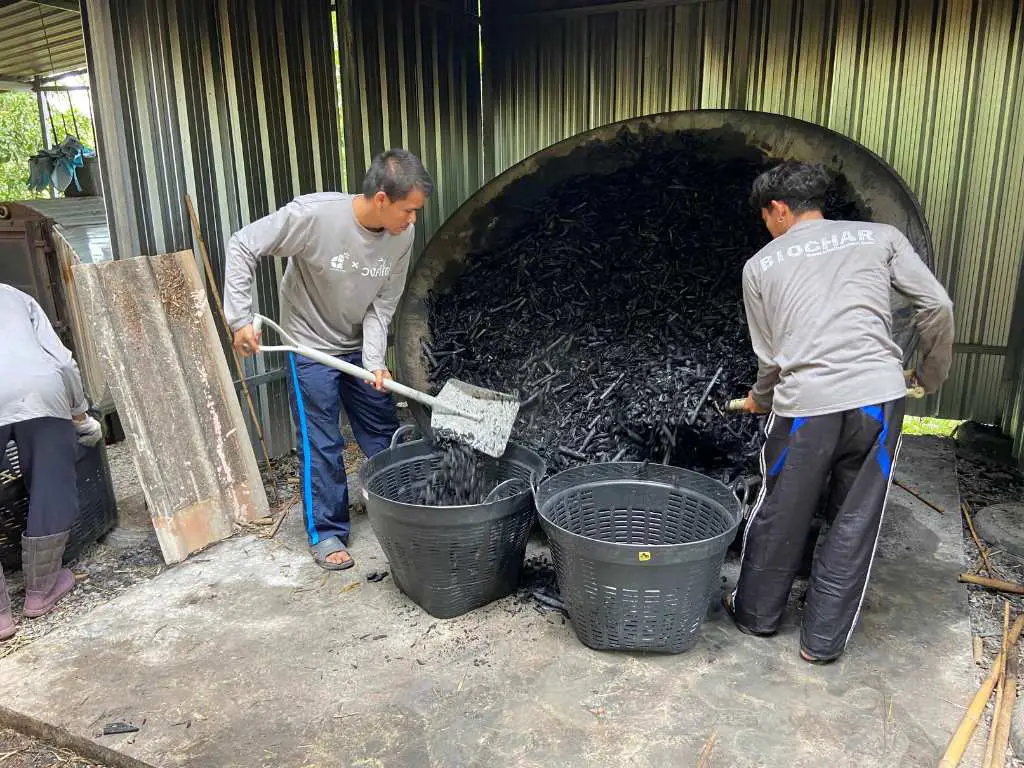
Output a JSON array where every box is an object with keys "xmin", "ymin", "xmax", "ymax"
[
  {"xmin": 749, "ymin": 161, "xmax": 830, "ymax": 213},
  {"xmin": 362, "ymin": 149, "xmax": 434, "ymax": 202}
]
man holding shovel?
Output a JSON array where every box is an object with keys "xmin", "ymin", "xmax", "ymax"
[
  {"xmin": 225, "ymin": 149, "xmax": 433, "ymax": 570},
  {"xmin": 725, "ymin": 161, "xmax": 954, "ymax": 663}
]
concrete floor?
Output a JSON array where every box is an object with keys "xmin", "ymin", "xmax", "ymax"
[{"xmin": 0, "ymin": 437, "xmax": 981, "ymax": 767}]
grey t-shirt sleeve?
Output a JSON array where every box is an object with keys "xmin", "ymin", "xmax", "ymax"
[
  {"xmin": 361, "ymin": 240, "xmax": 412, "ymax": 372},
  {"xmin": 742, "ymin": 265, "xmax": 780, "ymax": 409},
  {"xmin": 887, "ymin": 228, "xmax": 955, "ymax": 393},
  {"xmin": 223, "ymin": 199, "xmax": 314, "ymax": 332},
  {"xmin": 28, "ymin": 293, "xmax": 88, "ymax": 414}
]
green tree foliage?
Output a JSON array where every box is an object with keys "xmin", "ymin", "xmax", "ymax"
[
  {"xmin": 0, "ymin": 91, "xmax": 44, "ymax": 201},
  {"xmin": 0, "ymin": 90, "xmax": 96, "ymax": 202}
]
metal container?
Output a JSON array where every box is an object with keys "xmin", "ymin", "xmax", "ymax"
[
  {"xmin": 393, "ymin": 109, "xmax": 934, "ymax": 394},
  {"xmin": 0, "ymin": 439, "xmax": 118, "ymax": 570},
  {"xmin": 536, "ymin": 462, "xmax": 741, "ymax": 654},
  {"xmin": 359, "ymin": 427, "xmax": 546, "ymax": 619}
]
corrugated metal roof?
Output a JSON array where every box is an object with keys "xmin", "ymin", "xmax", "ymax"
[
  {"xmin": 481, "ymin": 0, "xmax": 1024, "ymax": 428},
  {"xmin": 0, "ymin": 1, "xmax": 86, "ymax": 84},
  {"xmin": 21, "ymin": 196, "xmax": 112, "ymax": 263}
]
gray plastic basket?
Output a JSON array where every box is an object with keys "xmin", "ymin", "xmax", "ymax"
[
  {"xmin": 536, "ymin": 462, "xmax": 741, "ymax": 653},
  {"xmin": 360, "ymin": 427, "xmax": 546, "ymax": 619}
]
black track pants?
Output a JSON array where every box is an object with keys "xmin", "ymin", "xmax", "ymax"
[
  {"xmin": 0, "ymin": 417, "xmax": 78, "ymax": 537},
  {"xmin": 732, "ymin": 399, "xmax": 905, "ymax": 659}
]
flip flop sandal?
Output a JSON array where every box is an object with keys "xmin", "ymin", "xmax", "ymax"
[
  {"xmin": 310, "ymin": 536, "xmax": 355, "ymax": 571},
  {"xmin": 799, "ymin": 647, "xmax": 840, "ymax": 665},
  {"xmin": 722, "ymin": 592, "xmax": 778, "ymax": 638}
]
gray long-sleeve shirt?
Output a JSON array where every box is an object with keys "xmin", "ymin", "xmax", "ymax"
[
  {"xmin": 223, "ymin": 192, "xmax": 413, "ymax": 372},
  {"xmin": 0, "ymin": 284, "xmax": 88, "ymax": 427},
  {"xmin": 742, "ymin": 219, "xmax": 954, "ymax": 418}
]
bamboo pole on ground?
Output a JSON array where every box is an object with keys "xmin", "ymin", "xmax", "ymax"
[
  {"xmin": 963, "ymin": 502, "xmax": 995, "ymax": 577},
  {"xmin": 983, "ymin": 604, "xmax": 1011, "ymax": 767},
  {"xmin": 958, "ymin": 574, "xmax": 1024, "ymax": 596},
  {"xmin": 893, "ymin": 478, "xmax": 945, "ymax": 513},
  {"xmin": 986, "ymin": 642, "xmax": 1018, "ymax": 768},
  {"xmin": 939, "ymin": 614, "xmax": 1024, "ymax": 767}
]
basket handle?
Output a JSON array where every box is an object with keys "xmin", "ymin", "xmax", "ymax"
[
  {"xmin": 731, "ymin": 475, "xmax": 761, "ymax": 514},
  {"xmin": 529, "ymin": 468, "xmax": 544, "ymax": 515},
  {"xmin": 390, "ymin": 424, "xmax": 419, "ymax": 450}
]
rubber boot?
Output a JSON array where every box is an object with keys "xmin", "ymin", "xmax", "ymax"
[
  {"xmin": 0, "ymin": 566, "xmax": 14, "ymax": 641},
  {"xmin": 21, "ymin": 532, "xmax": 76, "ymax": 619}
]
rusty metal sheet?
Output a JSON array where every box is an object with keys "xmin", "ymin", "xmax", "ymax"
[{"xmin": 73, "ymin": 250, "xmax": 269, "ymax": 563}]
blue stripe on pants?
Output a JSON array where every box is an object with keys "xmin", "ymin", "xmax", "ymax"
[
  {"xmin": 288, "ymin": 353, "xmax": 319, "ymax": 545},
  {"xmin": 767, "ymin": 417, "xmax": 808, "ymax": 477},
  {"xmin": 860, "ymin": 405, "xmax": 892, "ymax": 478},
  {"xmin": 287, "ymin": 351, "xmax": 399, "ymax": 546}
]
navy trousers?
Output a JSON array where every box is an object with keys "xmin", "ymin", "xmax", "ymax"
[
  {"xmin": 733, "ymin": 399, "xmax": 904, "ymax": 659},
  {"xmin": 287, "ymin": 352, "xmax": 398, "ymax": 546},
  {"xmin": 0, "ymin": 417, "xmax": 78, "ymax": 537}
]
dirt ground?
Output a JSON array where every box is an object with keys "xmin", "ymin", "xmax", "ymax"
[
  {"xmin": 953, "ymin": 423, "xmax": 1024, "ymax": 767},
  {"xmin": 0, "ymin": 430, "xmax": 353, "ymax": 767},
  {"xmin": 0, "ymin": 727, "xmax": 108, "ymax": 767},
  {"xmin": 4, "ymin": 421, "xmax": 1024, "ymax": 765}
]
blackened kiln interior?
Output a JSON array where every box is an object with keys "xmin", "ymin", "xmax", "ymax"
[{"xmin": 425, "ymin": 127, "xmax": 864, "ymax": 483}]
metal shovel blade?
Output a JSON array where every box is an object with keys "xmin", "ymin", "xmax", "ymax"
[{"xmin": 430, "ymin": 378, "xmax": 520, "ymax": 458}]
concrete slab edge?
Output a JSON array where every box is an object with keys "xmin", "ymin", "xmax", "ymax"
[{"xmin": 0, "ymin": 704, "xmax": 155, "ymax": 768}]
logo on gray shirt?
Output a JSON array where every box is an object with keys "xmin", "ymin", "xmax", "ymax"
[{"xmin": 759, "ymin": 228, "xmax": 876, "ymax": 273}]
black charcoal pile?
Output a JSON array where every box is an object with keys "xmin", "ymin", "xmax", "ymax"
[
  {"xmin": 517, "ymin": 554, "xmax": 564, "ymax": 613},
  {"xmin": 424, "ymin": 127, "xmax": 863, "ymax": 481},
  {"xmin": 418, "ymin": 439, "xmax": 487, "ymax": 506}
]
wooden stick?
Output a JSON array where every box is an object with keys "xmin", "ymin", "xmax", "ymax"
[
  {"xmin": 974, "ymin": 636, "xmax": 985, "ymax": 666},
  {"xmin": 265, "ymin": 504, "xmax": 290, "ymax": 539},
  {"xmin": 983, "ymin": 603, "xmax": 1011, "ymax": 768},
  {"xmin": 958, "ymin": 573, "xmax": 1024, "ymax": 596},
  {"xmin": 185, "ymin": 195, "xmax": 277, "ymax": 504},
  {"xmin": 696, "ymin": 729, "xmax": 717, "ymax": 768},
  {"xmin": 893, "ymin": 478, "xmax": 944, "ymax": 513},
  {"xmin": 939, "ymin": 613, "xmax": 1024, "ymax": 767},
  {"xmin": 962, "ymin": 502, "xmax": 995, "ymax": 577},
  {"xmin": 988, "ymin": 638, "xmax": 1019, "ymax": 768}
]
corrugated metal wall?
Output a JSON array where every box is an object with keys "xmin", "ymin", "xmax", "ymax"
[
  {"xmin": 481, "ymin": 0, "xmax": 1024, "ymax": 428},
  {"xmin": 82, "ymin": 0, "xmax": 344, "ymax": 457},
  {"xmin": 336, "ymin": 0, "xmax": 484, "ymax": 257}
]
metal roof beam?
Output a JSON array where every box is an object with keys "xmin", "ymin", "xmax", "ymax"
[
  {"xmin": 26, "ymin": 0, "xmax": 80, "ymax": 12},
  {"xmin": 37, "ymin": 66, "xmax": 87, "ymax": 83},
  {"xmin": 0, "ymin": 77, "xmax": 32, "ymax": 90},
  {"xmin": 486, "ymin": 0, "xmax": 721, "ymax": 20}
]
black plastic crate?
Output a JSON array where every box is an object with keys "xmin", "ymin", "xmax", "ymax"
[{"xmin": 0, "ymin": 438, "xmax": 118, "ymax": 570}]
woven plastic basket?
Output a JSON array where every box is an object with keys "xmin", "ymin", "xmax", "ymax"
[
  {"xmin": 360, "ymin": 427, "xmax": 545, "ymax": 619},
  {"xmin": 0, "ymin": 439, "xmax": 118, "ymax": 571},
  {"xmin": 536, "ymin": 462, "xmax": 741, "ymax": 653}
]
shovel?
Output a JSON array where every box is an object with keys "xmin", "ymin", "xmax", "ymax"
[
  {"xmin": 724, "ymin": 371, "xmax": 926, "ymax": 412},
  {"xmin": 251, "ymin": 314, "xmax": 520, "ymax": 457}
]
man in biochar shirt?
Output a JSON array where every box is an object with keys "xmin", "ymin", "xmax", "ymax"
[
  {"xmin": 724, "ymin": 161, "xmax": 954, "ymax": 664},
  {"xmin": 225, "ymin": 149, "xmax": 432, "ymax": 570}
]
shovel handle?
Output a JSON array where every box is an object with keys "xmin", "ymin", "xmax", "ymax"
[
  {"xmin": 726, "ymin": 385, "xmax": 925, "ymax": 414},
  {"xmin": 252, "ymin": 315, "xmax": 468, "ymax": 417}
]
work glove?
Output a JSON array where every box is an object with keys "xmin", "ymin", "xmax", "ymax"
[{"xmin": 75, "ymin": 415, "xmax": 104, "ymax": 447}]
